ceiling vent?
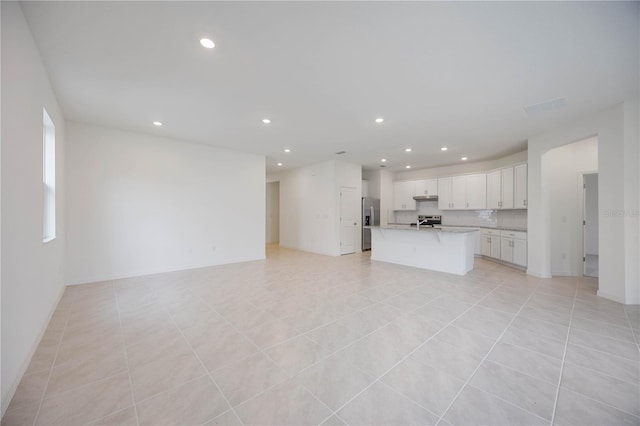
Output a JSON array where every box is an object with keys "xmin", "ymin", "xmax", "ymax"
[
  {"xmin": 524, "ymin": 97, "xmax": 567, "ymax": 115},
  {"xmin": 379, "ymin": 164, "xmax": 387, "ymax": 168},
  {"xmin": 335, "ymin": 151, "xmax": 346, "ymax": 155}
]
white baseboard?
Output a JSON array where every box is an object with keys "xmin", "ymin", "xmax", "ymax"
[
  {"xmin": 66, "ymin": 255, "xmax": 266, "ymax": 286},
  {"xmin": 1, "ymin": 283, "xmax": 66, "ymax": 416},
  {"xmin": 526, "ymin": 269, "xmax": 552, "ymax": 278},
  {"xmin": 596, "ymin": 290, "xmax": 627, "ymax": 304}
]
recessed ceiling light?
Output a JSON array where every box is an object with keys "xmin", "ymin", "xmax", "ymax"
[
  {"xmin": 284, "ymin": 148, "xmax": 291, "ymax": 153},
  {"xmin": 277, "ymin": 162, "xmax": 283, "ymax": 166},
  {"xmin": 405, "ymin": 148, "xmax": 412, "ymax": 152},
  {"xmin": 375, "ymin": 118, "xmax": 384, "ymax": 123},
  {"xmin": 405, "ymin": 165, "xmax": 411, "ymax": 169},
  {"xmin": 153, "ymin": 121, "xmax": 163, "ymax": 126},
  {"xmin": 440, "ymin": 147, "xmax": 448, "ymax": 151},
  {"xmin": 381, "ymin": 158, "xmax": 387, "ymax": 162},
  {"xmin": 461, "ymin": 157, "xmax": 468, "ymax": 161},
  {"xmin": 262, "ymin": 118, "xmax": 271, "ymax": 124},
  {"xmin": 200, "ymin": 38, "xmax": 215, "ymax": 49}
]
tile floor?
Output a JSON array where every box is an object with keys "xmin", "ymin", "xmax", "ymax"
[{"xmin": 2, "ymin": 245, "xmax": 639, "ymax": 426}]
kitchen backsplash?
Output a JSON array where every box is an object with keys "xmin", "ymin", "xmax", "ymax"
[{"xmin": 392, "ymin": 202, "xmax": 527, "ymax": 230}]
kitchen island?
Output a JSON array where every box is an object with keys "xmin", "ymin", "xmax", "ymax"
[{"xmin": 370, "ymin": 226, "xmax": 478, "ymax": 275}]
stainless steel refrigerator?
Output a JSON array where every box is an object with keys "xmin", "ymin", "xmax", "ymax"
[{"xmin": 362, "ymin": 197, "xmax": 380, "ymax": 251}]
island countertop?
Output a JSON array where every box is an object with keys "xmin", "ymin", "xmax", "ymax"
[{"xmin": 374, "ymin": 225, "xmax": 478, "ymax": 233}]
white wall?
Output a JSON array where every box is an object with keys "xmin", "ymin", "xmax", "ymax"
[
  {"xmin": 278, "ymin": 160, "xmax": 361, "ymax": 256},
  {"xmin": 266, "ymin": 182, "xmax": 279, "ymax": 244},
  {"xmin": 584, "ymin": 173, "xmax": 599, "ymax": 256},
  {"xmin": 1, "ymin": 2, "xmax": 66, "ymax": 412},
  {"xmin": 544, "ymin": 137, "xmax": 598, "ymax": 276},
  {"xmin": 362, "ymin": 170, "xmax": 381, "ymax": 199},
  {"xmin": 279, "ymin": 161, "xmax": 338, "ymax": 256},
  {"xmin": 380, "ymin": 170, "xmax": 394, "ymax": 227},
  {"xmin": 528, "ymin": 100, "xmax": 639, "ymax": 304},
  {"xmin": 65, "ymin": 122, "xmax": 265, "ymax": 285}
]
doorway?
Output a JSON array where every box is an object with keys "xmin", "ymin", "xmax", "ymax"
[
  {"xmin": 583, "ymin": 173, "xmax": 599, "ymax": 277},
  {"xmin": 340, "ymin": 186, "xmax": 357, "ymax": 255},
  {"xmin": 266, "ymin": 181, "xmax": 279, "ymax": 244}
]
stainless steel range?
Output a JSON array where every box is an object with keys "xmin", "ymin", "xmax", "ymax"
[{"xmin": 411, "ymin": 215, "xmax": 442, "ymax": 228}]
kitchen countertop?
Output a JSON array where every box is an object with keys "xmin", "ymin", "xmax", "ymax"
[
  {"xmin": 387, "ymin": 223, "xmax": 527, "ymax": 232},
  {"xmin": 376, "ymin": 225, "xmax": 477, "ymax": 233}
]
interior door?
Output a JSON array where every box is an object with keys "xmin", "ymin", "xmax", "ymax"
[{"xmin": 340, "ymin": 186, "xmax": 357, "ymax": 255}]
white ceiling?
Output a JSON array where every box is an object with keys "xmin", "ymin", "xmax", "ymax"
[{"xmin": 21, "ymin": 1, "xmax": 639, "ymax": 173}]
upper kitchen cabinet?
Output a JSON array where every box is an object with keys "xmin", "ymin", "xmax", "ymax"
[
  {"xmin": 438, "ymin": 174, "xmax": 485, "ymax": 210},
  {"xmin": 487, "ymin": 167, "xmax": 515, "ymax": 209},
  {"xmin": 438, "ymin": 177, "xmax": 452, "ymax": 210},
  {"xmin": 393, "ymin": 180, "xmax": 416, "ymax": 210},
  {"xmin": 465, "ymin": 173, "xmax": 487, "ymax": 209},
  {"xmin": 501, "ymin": 167, "xmax": 514, "ymax": 209},
  {"xmin": 514, "ymin": 163, "xmax": 528, "ymax": 209},
  {"xmin": 414, "ymin": 179, "xmax": 438, "ymax": 196},
  {"xmin": 487, "ymin": 170, "xmax": 501, "ymax": 209}
]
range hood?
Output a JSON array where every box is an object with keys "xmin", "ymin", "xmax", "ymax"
[{"xmin": 413, "ymin": 195, "xmax": 439, "ymax": 201}]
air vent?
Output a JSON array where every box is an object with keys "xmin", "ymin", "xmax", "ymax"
[
  {"xmin": 379, "ymin": 164, "xmax": 386, "ymax": 168},
  {"xmin": 335, "ymin": 151, "xmax": 346, "ymax": 155},
  {"xmin": 524, "ymin": 97, "xmax": 567, "ymax": 115}
]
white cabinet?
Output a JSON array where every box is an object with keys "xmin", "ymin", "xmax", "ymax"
[
  {"xmin": 438, "ymin": 176, "xmax": 465, "ymax": 210},
  {"xmin": 393, "ymin": 181, "xmax": 416, "ymax": 211},
  {"xmin": 513, "ymin": 238, "xmax": 527, "ymax": 267},
  {"xmin": 481, "ymin": 229, "xmax": 501, "ymax": 259},
  {"xmin": 487, "ymin": 167, "xmax": 514, "ymax": 210},
  {"xmin": 414, "ymin": 179, "xmax": 438, "ymax": 196},
  {"xmin": 438, "ymin": 177, "xmax": 452, "ymax": 210},
  {"xmin": 438, "ymin": 174, "xmax": 486, "ymax": 210},
  {"xmin": 465, "ymin": 174, "xmax": 487, "ymax": 209},
  {"xmin": 514, "ymin": 164, "xmax": 527, "ymax": 209},
  {"xmin": 500, "ymin": 237, "xmax": 514, "ymax": 262},
  {"xmin": 451, "ymin": 176, "xmax": 467, "ymax": 209},
  {"xmin": 487, "ymin": 170, "xmax": 501, "ymax": 210},
  {"xmin": 500, "ymin": 230, "xmax": 527, "ymax": 267},
  {"xmin": 501, "ymin": 168, "xmax": 514, "ymax": 209}
]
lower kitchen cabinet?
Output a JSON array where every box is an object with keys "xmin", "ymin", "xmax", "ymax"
[
  {"xmin": 481, "ymin": 229, "xmax": 527, "ymax": 268},
  {"xmin": 513, "ymin": 238, "xmax": 527, "ymax": 267},
  {"xmin": 481, "ymin": 229, "xmax": 501, "ymax": 259},
  {"xmin": 499, "ymin": 230, "xmax": 527, "ymax": 267}
]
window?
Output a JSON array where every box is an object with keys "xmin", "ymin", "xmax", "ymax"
[{"xmin": 43, "ymin": 108, "xmax": 55, "ymax": 242}]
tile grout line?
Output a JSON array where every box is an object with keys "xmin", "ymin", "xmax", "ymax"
[
  {"xmin": 622, "ymin": 307, "xmax": 640, "ymax": 352},
  {"xmin": 436, "ymin": 279, "xmax": 547, "ymax": 424},
  {"xmin": 316, "ymin": 280, "xmax": 512, "ymax": 425},
  {"xmin": 549, "ymin": 279, "xmax": 579, "ymax": 426},
  {"xmin": 31, "ymin": 290, "xmax": 75, "ymax": 426},
  {"xmin": 155, "ymin": 290, "xmax": 246, "ymax": 426},
  {"xmin": 188, "ymin": 289, "xmax": 345, "ymax": 424},
  {"xmin": 113, "ymin": 286, "xmax": 141, "ymax": 426},
  {"xmin": 187, "ymin": 282, "xmax": 456, "ymax": 422}
]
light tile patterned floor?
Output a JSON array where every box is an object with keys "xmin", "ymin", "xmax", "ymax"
[{"xmin": 3, "ymin": 245, "xmax": 639, "ymax": 426}]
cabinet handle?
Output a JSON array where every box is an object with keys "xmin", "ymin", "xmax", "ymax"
[
  {"xmin": 466, "ymin": 202, "xmax": 469, "ymax": 208},
  {"xmin": 524, "ymin": 199, "xmax": 527, "ymax": 207}
]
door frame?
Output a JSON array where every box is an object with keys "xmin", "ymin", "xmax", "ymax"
[
  {"xmin": 578, "ymin": 171, "xmax": 598, "ymax": 277},
  {"xmin": 340, "ymin": 186, "xmax": 358, "ymax": 255}
]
